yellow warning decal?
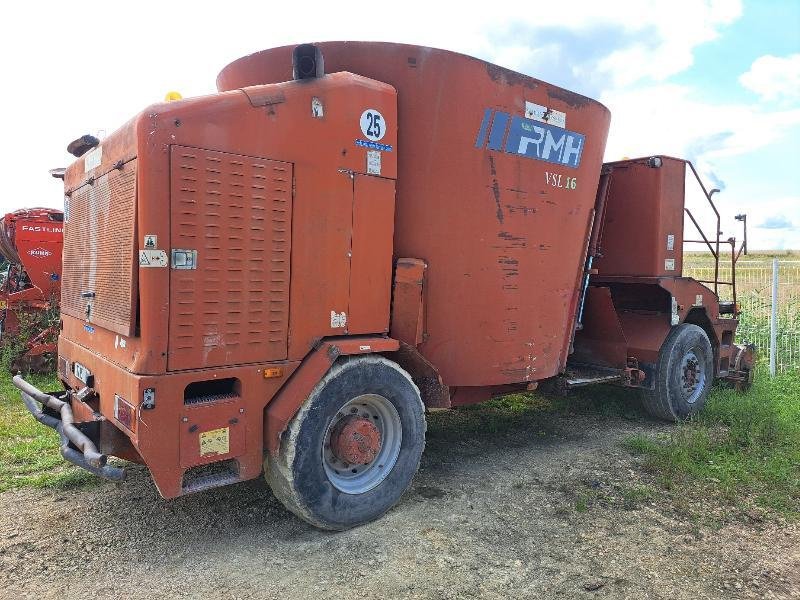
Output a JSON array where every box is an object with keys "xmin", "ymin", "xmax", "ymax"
[{"xmin": 199, "ymin": 427, "xmax": 230, "ymax": 457}]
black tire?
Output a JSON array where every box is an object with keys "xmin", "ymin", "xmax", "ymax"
[
  {"xmin": 265, "ymin": 355, "xmax": 426, "ymax": 530},
  {"xmin": 642, "ymin": 324, "xmax": 714, "ymax": 421}
]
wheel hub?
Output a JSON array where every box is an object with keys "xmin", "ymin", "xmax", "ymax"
[
  {"xmin": 322, "ymin": 393, "xmax": 403, "ymax": 494},
  {"xmin": 680, "ymin": 349, "xmax": 706, "ymax": 404},
  {"xmin": 330, "ymin": 415, "xmax": 382, "ymax": 465},
  {"xmin": 683, "ymin": 358, "xmax": 699, "ymax": 390}
]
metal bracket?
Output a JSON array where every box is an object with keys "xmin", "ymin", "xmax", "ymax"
[{"xmin": 171, "ymin": 249, "xmax": 198, "ymax": 270}]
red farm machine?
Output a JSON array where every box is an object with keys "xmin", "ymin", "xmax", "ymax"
[
  {"xmin": 0, "ymin": 208, "xmax": 63, "ymax": 372},
  {"xmin": 14, "ymin": 42, "xmax": 753, "ymax": 529}
]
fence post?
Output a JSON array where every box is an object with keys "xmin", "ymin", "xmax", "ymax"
[{"xmin": 770, "ymin": 257, "xmax": 779, "ymax": 376}]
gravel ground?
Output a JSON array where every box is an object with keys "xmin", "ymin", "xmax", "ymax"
[{"xmin": 0, "ymin": 403, "xmax": 797, "ymax": 599}]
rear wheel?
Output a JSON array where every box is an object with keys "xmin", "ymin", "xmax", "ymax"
[
  {"xmin": 642, "ymin": 324, "xmax": 714, "ymax": 421},
  {"xmin": 265, "ymin": 355, "xmax": 426, "ymax": 530}
]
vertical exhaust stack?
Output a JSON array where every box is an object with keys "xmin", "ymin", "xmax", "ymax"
[{"xmin": 292, "ymin": 44, "xmax": 325, "ymax": 80}]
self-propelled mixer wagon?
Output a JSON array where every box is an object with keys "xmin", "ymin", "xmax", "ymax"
[{"xmin": 15, "ymin": 42, "xmax": 753, "ymax": 529}]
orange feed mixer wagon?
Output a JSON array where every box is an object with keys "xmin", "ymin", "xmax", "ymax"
[
  {"xmin": 15, "ymin": 42, "xmax": 753, "ymax": 529},
  {"xmin": 0, "ymin": 208, "xmax": 63, "ymax": 371}
]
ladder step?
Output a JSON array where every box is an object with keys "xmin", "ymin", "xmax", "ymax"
[{"xmin": 562, "ymin": 366, "xmax": 623, "ymax": 388}]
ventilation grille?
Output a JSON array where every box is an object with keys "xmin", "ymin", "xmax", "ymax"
[
  {"xmin": 61, "ymin": 162, "xmax": 137, "ymax": 336},
  {"xmin": 168, "ymin": 147, "xmax": 292, "ymax": 370}
]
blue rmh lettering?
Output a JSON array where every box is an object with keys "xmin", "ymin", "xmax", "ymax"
[{"xmin": 475, "ymin": 110, "xmax": 584, "ymax": 169}]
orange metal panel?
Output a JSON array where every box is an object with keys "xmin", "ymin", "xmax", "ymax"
[
  {"xmin": 167, "ymin": 147, "xmax": 292, "ymax": 370},
  {"xmin": 287, "ymin": 167, "xmax": 354, "ymax": 348},
  {"xmin": 59, "ymin": 335, "xmax": 301, "ymax": 498},
  {"xmin": 62, "ymin": 161, "xmax": 137, "ymax": 336},
  {"xmin": 571, "ymin": 286, "xmax": 628, "ymax": 369},
  {"xmin": 59, "ymin": 72, "xmax": 397, "ymax": 376},
  {"xmin": 179, "ymin": 399, "xmax": 246, "ymax": 469},
  {"xmin": 390, "ymin": 258, "xmax": 426, "ymax": 346},
  {"xmin": 594, "ymin": 157, "xmax": 686, "ymax": 277},
  {"xmin": 218, "ymin": 42, "xmax": 611, "ymax": 385},
  {"xmin": 348, "ymin": 175, "xmax": 395, "ymax": 334}
]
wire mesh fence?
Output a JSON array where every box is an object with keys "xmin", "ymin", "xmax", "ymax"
[{"xmin": 683, "ymin": 257, "xmax": 800, "ymax": 374}]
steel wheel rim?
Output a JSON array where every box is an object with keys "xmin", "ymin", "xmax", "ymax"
[
  {"xmin": 322, "ymin": 393, "xmax": 402, "ymax": 494},
  {"xmin": 680, "ymin": 349, "xmax": 706, "ymax": 404}
]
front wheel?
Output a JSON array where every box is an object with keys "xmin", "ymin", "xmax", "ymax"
[
  {"xmin": 265, "ymin": 355, "xmax": 426, "ymax": 530},
  {"xmin": 641, "ymin": 324, "xmax": 714, "ymax": 421}
]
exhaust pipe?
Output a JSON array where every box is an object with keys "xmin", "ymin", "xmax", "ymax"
[{"xmin": 292, "ymin": 44, "xmax": 324, "ymax": 80}]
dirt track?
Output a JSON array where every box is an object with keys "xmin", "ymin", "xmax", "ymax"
[{"xmin": 1, "ymin": 401, "xmax": 797, "ymax": 599}]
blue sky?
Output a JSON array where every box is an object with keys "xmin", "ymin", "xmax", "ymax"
[
  {"xmin": 665, "ymin": 0, "xmax": 800, "ymax": 249},
  {"xmin": 2, "ymin": 0, "xmax": 798, "ymax": 248}
]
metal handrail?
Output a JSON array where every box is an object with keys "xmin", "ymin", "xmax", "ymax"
[
  {"xmin": 683, "ymin": 160, "xmax": 741, "ymax": 313},
  {"xmin": 684, "ymin": 161, "xmax": 721, "ymax": 294}
]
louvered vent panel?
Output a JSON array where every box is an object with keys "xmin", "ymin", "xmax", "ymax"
[
  {"xmin": 168, "ymin": 146, "xmax": 291, "ymax": 370},
  {"xmin": 61, "ymin": 161, "xmax": 137, "ymax": 336}
]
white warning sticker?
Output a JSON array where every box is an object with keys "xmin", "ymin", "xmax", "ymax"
[
  {"xmin": 144, "ymin": 234, "xmax": 157, "ymax": 249},
  {"xmin": 664, "ymin": 258, "xmax": 676, "ymax": 271},
  {"xmin": 366, "ymin": 150, "xmax": 381, "ymax": 175},
  {"xmin": 667, "ymin": 234, "xmax": 675, "ymax": 251},
  {"xmin": 139, "ymin": 249, "xmax": 168, "ymax": 268},
  {"xmin": 524, "ymin": 102, "xmax": 566, "ymax": 128},
  {"xmin": 84, "ymin": 146, "xmax": 103, "ymax": 172},
  {"xmin": 311, "ymin": 97, "xmax": 324, "ymax": 118},
  {"xmin": 330, "ymin": 311, "xmax": 347, "ymax": 329}
]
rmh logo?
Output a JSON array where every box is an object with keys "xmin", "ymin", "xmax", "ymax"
[{"xmin": 475, "ymin": 109, "xmax": 585, "ymax": 168}]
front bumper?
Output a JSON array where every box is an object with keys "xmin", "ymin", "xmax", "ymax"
[{"xmin": 13, "ymin": 375, "xmax": 126, "ymax": 481}]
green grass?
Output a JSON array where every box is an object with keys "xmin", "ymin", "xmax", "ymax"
[
  {"xmin": 0, "ymin": 371, "xmax": 97, "ymax": 492},
  {"xmin": 624, "ymin": 373, "xmax": 800, "ymax": 518}
]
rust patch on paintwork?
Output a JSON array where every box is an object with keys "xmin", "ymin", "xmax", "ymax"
[
  {"xmin": 488, "ymin": 156, "xmax": 504, "ymax": 224},
  {"xmin": 498, "ymin": 256, "xmax": 519, "ymax": 278},
  {"xmin": 497, "ymin": 231, "xmax": 527, "ymax": 248},
  {"xmin": 547, "ymin": 86, "xmax": 591, "ymax": 109},
  {"xmin": 485, "ymin": 63, "xmax": 540, "ymax": 90},
  {"xmin": 505, "ymin": 203, "xmax": 537, "ymax": 216}
]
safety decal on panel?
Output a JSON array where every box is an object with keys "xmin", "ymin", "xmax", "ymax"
[
  {"xmin": 524, "ymin": 102, "xmax": 566, "ymax": 128},
  {"xmin": 475, "ymin": 108, "xmax": 584, "ymax": 168},
  {"xmin": 84, "ymin": 146, "xmax": 103, "ymax": 173},
  {"xmin": 366, "ymin": 150, "xmax": 381, "ymax": 175},
  {"xmin": 331, "ymin": 311, "xmax": 347, "ymax": 329},
  {"xmin": 139, "ymin": 249, "xmax": 168, "ymax": 268},
  {"xmin": 200, "ymin": 427, "xmax": 230, "ymax": 457},
  {"xmin": 311, "ymin": 97, "xmax": 324, "ymax": 118}
]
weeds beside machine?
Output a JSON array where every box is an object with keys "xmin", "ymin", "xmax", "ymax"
[
  {"xmin": 0, "ymin": 208, "xmax": 62, "ymax": 372},
  {"xmin": 14, "ymin": 42, "xmax": 754, "ymax": 529}
]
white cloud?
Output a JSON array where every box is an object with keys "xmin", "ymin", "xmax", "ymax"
[
  {"xmin": 740, "ymin": 198, "xmax": 800, "ymax": 250},
  {"xmin": 739, "ymin": 54, "xmax": 800, "ymax": 103},
  {"xmin": 601, "ymin": 83, "xmax": 800, "ymax": 162},
  {"xmin": 4, "ymin": 0, "xmax": 795, "ymax": 252},
  {"xmin": 759, "ymin": 215, "xmax": 794, "ymax": 230},
  {"xmin": 596, "ymin": 0, "xmax": 741, "ymax": 86}
]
